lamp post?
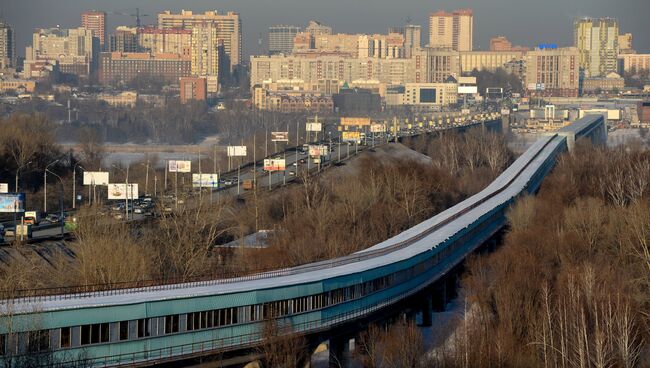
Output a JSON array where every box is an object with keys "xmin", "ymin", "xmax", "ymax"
[
  {"xmin": 45, "ymin": 169, "xmax": 65, "ymax": 239},
  {"xmin": 15, "ymin": 160, "xmax": 32, "ymax": 193},
  {"xmin": 72, "ymin": 163, "xmax": 84, "ymax": 209},
  {"xmin": 44, "ymin": 159, "xmax": 60, "ymax": 213}
]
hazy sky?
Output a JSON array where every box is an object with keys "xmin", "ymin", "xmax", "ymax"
[{"xmin": 2, "ymin": 0, "xmax": 649, "ymax": 58}]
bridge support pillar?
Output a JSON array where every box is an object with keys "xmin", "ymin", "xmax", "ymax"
[
  {"xmin": 432, "ymin": 282, "xmax": 447, "ymax": 312},
  {"xmin": 328, "ymin": 337, "xmax": 353, "ymax": 368},
  {"xmin": 446, "ymin": 273, "xmax": 458, "ymax": 301},
  {"xmin": 421, "ymin": 295, "xmax": 433, "ymax": 327}
]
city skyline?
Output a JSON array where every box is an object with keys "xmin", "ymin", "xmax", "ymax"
[{"xmin": 2, "ymin": 0, "xmax": 649, "ymax": 59}]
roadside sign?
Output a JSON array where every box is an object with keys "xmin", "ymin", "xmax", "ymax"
[
  {"xmin": 108, "ymin": 184, "xmax": 139, "ymax": 200},
  {"xmin": 83, "ymin": 172, "xmax": 109, "ymax": 186},
  {"xmin": 342, "ymin": 131, "xmax": 361, "ymax": 142},
  {"xmin": 227, "ymin": 146, "xmax": 247, "ymax": 157},
  {"xmin": 271, "ymin": 132, "xmax": 289, "ymax": 142},
  {"xmin": 263, "ymin": 159, "xmax": 286, "ymax": 171},
  {"xmin": 308, "ymin": 145, "xmax": 328, "ymax": 157},
  {"xmin": 0, "ymin": 184, "xmax": 8, "ymax": 194},
  {"xmin": 0, "ymin": 193, "xmax": 25, "ymax": 213},
  {"xmin": 306, "ymin": 123, "xmax": 322, "ymax": 132},
  {"xmin": 192, "ymin": 174, "xmax": 219, "ymax": 188},
  {"xmin": 168, "ymin": 161, "xmax": 191, "ymax": 173}
]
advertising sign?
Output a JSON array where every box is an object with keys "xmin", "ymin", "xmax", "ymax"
[
  {"xmin": 263, "ymin": 159, "xmax": 286, "ymax": 172},
  {"xmin": 0, "ymin": 184, "xmax": 8, "ymax": 194},
  {"xmin": 168, "ymin": 161, "xmax": 191, "ymax": 173},
  {"xmin": 83, "ymin": 172, "xmax": 109, "ymax": 186},
  {"xmin": 192, "ymin": 174, "xmax": 219, "ymax": 188},
  {"xmin": 458, "ymin": 86, "xmax": 478, "ymax": 94},
  {"xmin": 306, "ymin": 123, "xmax": 322, "ymax": 132},
  {"xmin": 108, "ymin": 184, "xmax": 139, "ymax": 200},
  {"xmin": 271, "ymin": 132, "xmax": 289, "ymax": 142},
  {"xmin": 501, "ymin": 109, "xmax": 511, "ymax": 115},
  {"xmin": 370, "ymin": 124, "xmax": 386, "ymax": 133},
  {"xmin": 0, "ymin": 193, "xmax": 25, "ymax": 213},
  {"xmin": 308, "ymin": 145, "xmax": 329, "ymax": 157},
  {"xmin": 342, "ymin": 131, "xmax": 361, "ymax": 142},
  {"xmin": 227, "ymin": 146, "xmax": 247, "ymax": 157},
  {"xmin": 340, "ymin": 117, "xmax": 371, "ymax": 126}
]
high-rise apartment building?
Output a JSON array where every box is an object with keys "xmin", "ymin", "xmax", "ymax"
[
  {"xmin": 428, "ymin": 9, "xmax": 473, "ymax": 51},
  {"xmin": 109, "ymin": 27, "xmax": 138, "ymax": 53},
  {"xmin": 81, "ymin": 11, "xmax": 107, "ymax": 50},
  {"xmin": 525, "ymin": 47, "xmax": 580, "ymax": 97},
  {"xmin": 460, "ymin": 51, "xmax": 525, "ymax": 73},
  {"xmin": 0, "ymin": 22, "xmax": 16, "ymax": 70},
  {"xmin": 390, "ymin": 25, "xmax": 422, "ymax": 58},
  {"xmin": 98, "ymin": 52, "xmax": 191, "ymax": 84},
  {"xmin": 269, "ymin": 25, "xmax": 301, "ymax": 55},
  {"xmin": 191, "ymin": 25, "xmax": 223, "ymax": 93},
  {"xmin": 305, "ymin": 21, "xmax": 332, "ymax": 37},
  {"xmin": 180, "ymin": 76, "xmax": 207, "ymax": 103},
  {"xmin": 574, "ymin": 17, "xmax": 619, "ymax": 77},
  {"xmin": 158, "ymin": 10, "xmax": 241, "ymax": 72},
  {"xmin": 618, "ymin": 33, "xmax": 634, "ymax": 54},
  {"xmin": 138, "ymin": 27, "xmax": 192, "ymax": 57},
  {"xmin": 28, "ymin": 27, "xmax": 97, "ymax": 76}
]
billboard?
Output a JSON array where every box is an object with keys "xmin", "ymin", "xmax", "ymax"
[
  {"xmin": 370, "ymin": 124, "xmax": 386, "ymax": 133},
  {"xmin": 340, "ymin": 117, "xmax": 371, "ymax": 126},
  {"xmin": 227, "ymin": 146, "xmax": 247, "ymax": 157},
  {"xmin": 192, "ymin": 174, "xmax": 219, "ymax": 188},
  {"xmin": 501, "ymin": 108, "xmax": 511, "ymax": 115},
  {"xmin": 263, "ymin": 159, "xmax": 286, "ymax": 171},
  {"xmin": 0, "ymin": 193, "xmax": 25, "ymax": 213},
  {"xmin": 0, "ymin": 183, "xmax": 8, "ymax": 194},
  {"xmin": 83, "ymin": 171, "xmax": 109, "ymax": 186},
  {"xmin": 458, "ymin": 86, "xmax": 478, "ymax": 94},
  {"xmin": 168, "ymin": 160, "xmax": 192, "ymax": 173},
  {"xmin": 308, "ymin": 145, "xmax": 329, "ymax": 157},
  {"xmin": 271, "ymin": 132, "xmax": 289, "ymax": 142},
  {"xmin": 306, "ymin": 122, "xmax": 322, "ymax": 132},
  {"xmin": 342, "ymin": 131, "xmax": 361, "ymax": 142},
  {"xmin": 108, "ymin": 184, "xmax": 139, "ymax": 200}
]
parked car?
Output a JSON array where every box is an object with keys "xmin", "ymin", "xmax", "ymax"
[{"xmin": 45, "ymin": 214, "xmax": 60, "ymax": 223}]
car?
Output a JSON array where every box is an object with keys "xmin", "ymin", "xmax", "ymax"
[
  {"xmin": 134, "ymin": 207, "xmax": 144, "ymax": 214},
  {"xmin": 45, "ymin": 214, "xmax": 60, "ymax": 223},
  {"xmin": 289, "ymin": 171, "xmax": 296, "ymax": 176},
  {"xmin": 0, "ymin": 224, "xmax": 5, "ymax": 237}
]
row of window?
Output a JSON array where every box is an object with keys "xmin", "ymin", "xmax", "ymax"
[{"xmin": 0, "ymin": 207, "xmax": 502, "ymax": 357}]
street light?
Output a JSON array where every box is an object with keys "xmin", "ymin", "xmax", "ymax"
[
  {"xmin": 15, "ymin": 160, "xmax": 33, "ymax": 193},
  {"xmin": 44, "ymin": 159, "xmax": 60, "ymax": 213},
  {"xmin": 112, "ymin": 164, "xmax": 130, "ymax": 221},
  {"xmin": 72, "ymin": 163, "xmax": 84, "ymax": 209},
  {"xmin": 45, "ymin": 169, "xmax": 65, "ymax": 239}
]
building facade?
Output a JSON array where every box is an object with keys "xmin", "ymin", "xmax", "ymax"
[
  {"xmin": 0, "ymin": 22, "xmax": 16, "ymax": 70},
  {"xmin": 109, "ymin": 27, "xmax": 138, "ymax": 53},
  {"xmin": 428, "ymin": 9, "xmax": 473, "ymax": 51},
  {"xmin": 138, "ymin": 27, "xmax": 192, "ymax": 57},
  {"xmin": 98, "ymin": 52, "xmax": 191, "ymax": 84},
  {"xmin": 525, "ymin": 47, "xmax": 580, "ymax": 97},
  {"xmin": 389, "ymin": 25, "xmax": 422, "ymax": 58},
  {"xmin": 81, "ymin": 11, "xmax": 107, "ymax": 49},
  {"xmin": 28, "ymin": 27, "xmax": 97, "ymax": 77},
  {"xmin": 574, "ymin": 17, "xmax": 619, "ymax": 77},
  {"xmin": 191, "ymin": 25, "xmax": 223, "ymax": 93},
  {"xmin": 618, "ymin": 54, "xmax": 650, "ymax": 72},
  {"xmin": 305, "ymin": 21, "xmax": 332, "ymax": 37},
  {"xmin": 582, "ymin": 73, "xmax": 625, "ymax": 93},
  {"xmin": 459, "ymin": 51, "xmax": 525, "ymax": 73},
  {"xmin": 618, "ymin": 33, "xmax": 634, "ymax": 54},
  {"xmin": 269, "ymin": 25, "xmax": 301, "ymax": 55},
  {"xmin": 180, "ymin": 76, "xmax": 207, "ymax": 103},
  {"xmin": 158, "ymin": 10, "xmax": 241, "ymax": 71}
]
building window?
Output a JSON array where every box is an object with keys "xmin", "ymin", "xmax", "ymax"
[
  {"xmin": 60, "ymin": 327, "xmax": 71, "ymax": 348},
  {"xmin": 137, "ymin": 319, "xmax": 150, "ymax": 338},
  {"xmin": 165, "ymin": 315, "xmax": 179, "ymax": 334},
  {"xmin": 119, "ymin": 321, "xmax": 129, "ymax": 341},
  {"xmin": 27, "ymin": 330, "xmax": 49, "ymax": 353}
]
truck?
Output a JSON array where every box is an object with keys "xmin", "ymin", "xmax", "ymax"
[
  {"xmin": 242, "ymin": 179, "xmax": 254, "ymax": 190},
  {"xmin": 23, "ymin": 211, "xmax": 41, "ymax": 226}
]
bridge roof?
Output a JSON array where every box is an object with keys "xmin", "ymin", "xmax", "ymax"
[{"xmin": 557, "ymin": 114, "xmax": 605, "ymax": 136}]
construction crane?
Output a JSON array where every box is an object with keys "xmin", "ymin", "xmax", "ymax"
[{"xmin": 110, "ymin": 8, "xmax": 150, "ymax": 28}]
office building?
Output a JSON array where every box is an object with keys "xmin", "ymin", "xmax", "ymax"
[
  {"xmin": 390, "ymin": 25, "xmax": 422, "ymax": 58},
  {"xmin": 191, "ymin": 24, "xmax": 223, "ymax": 93},
  {"xmin": 28, "ymin": 27, "xmax": 97, "ymax": 77},
  {"xmin": 305, "ymin": 21, "xmax": 332, "ymax": 37},
  {"xmin": 158, "ymin": 10, "xmax": 241, "ymax": 71},
  {"xmin": 638, "ymin": 101, "xmax": 650, "ymax": 126},
  {"xmin": 269, "ymin": 25, "xmax": 301, "ymax": 55},
  {"xmin": 525, "ymin": 47, "xmax": 580, "ymax": 97},
  {"xmin": 460, "ymin": 51, "xmax": 525, "ymax": 73},
  {"xmin": 582, "ymin": 73, "xmax": 625, "ymax": 93},
  {"xmin": 399, "ymin": 82, "xmax": 458, "ymax": 107},
  {"xmin": 138, "ymin": 27, "xmax": 192, "ymax": 57},
  {"xmin": 180, "ymin": 76, "xmax": 207, "ymax": 103},
  {"xmin": 0, "ymin": 78, "xmax": 36, "ymax": 93},
  {"xmin": 574, "ymin": 17, "xmax": 619, "ymax": 77},
  {"xmin": 618, "ymin": 33, "xmax": 634, "ymax": 54},
  {"xmin": 109, "ymin": 27, "xmax": 138, "ymax": 53},
  {"xmin": 0, "ymin": 22, "xmax": 16, "ymax": 70},
  {"xmin": 98, "ymin": 52, "xmax": 191, "ymax": 84},
  {"xmin": 428, "ymin": 9, "xmax": 473, "ymax": 51},
  {"xmin": 81, "ymin": 11, "xmax": 107, "ymax": 49},
  {"xmin": 414, "ymin": 48, "xmax": 461, "ymax": 83}
]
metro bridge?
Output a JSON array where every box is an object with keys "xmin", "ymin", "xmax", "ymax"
[{"xmin": 0, "ymin": 115, "xmax": 607, "ymax": 367}]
